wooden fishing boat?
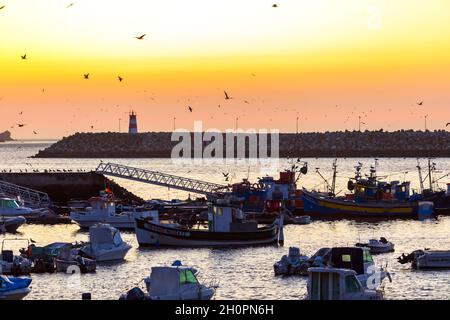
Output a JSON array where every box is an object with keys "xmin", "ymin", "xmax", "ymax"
[
  {"xmin": 135, "ymin": 198, "xmax": 282, "ymax": 247},
  {"xmin": 302, "ymin": 189, "xmax": 424, "ymax": 219}
]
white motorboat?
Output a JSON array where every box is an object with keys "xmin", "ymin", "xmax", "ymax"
[
  {"xmin": 307, "ymin": 267, "xmax": 383, "ymax": 300},
  {"xmin": 0, "ymin": 216, "xmax": 26, "ymax": 233},
  {"xmin": 355, "ymin": 237, "xmax": 395, "ymax": 254},
  {"xmin": 398, "ymin": 249, "xmax": 450, "ymax": 269},
  {"xmin": 145, "ymin": 264, "xmax": 217, "ymax": 300},
  {"xmin": 0, "ymin": 275, "xmax": 32, "ymax": 300},
  {"xmin": 70, "ymin": 195, "xmax": 155, "ymax": 229},
  {"xmin": 288, "ymin": 246, "xmax": 390, "ymax": 288},
  {"xmin": 0, "ymin": 198, "xmax": 35, "ymax": 218},
  {"xmin": 274, "ymin": 247, "xmax": 310, "ymax": 276},
  {"xmin": 80, "ymin": 224, "xmax": 131, "ymax": 262}
]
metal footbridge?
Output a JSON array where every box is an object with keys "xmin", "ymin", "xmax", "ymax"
[
  {"xmin": 96, "ymin": 162, "xmax": 227, "ymax": 196},
  {"xmin": 0, "ymin": 180, "xmax": 51, "ymax": 208}
]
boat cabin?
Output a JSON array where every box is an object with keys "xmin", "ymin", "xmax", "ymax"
[
  {"xmin": 89, "ymin": 223, "xmax": 125, "ymax": 247},
  {"xmin": 307, "ymin": 267, "xmax": 382, "ymax": 300},
  {"xmin": 329, "ymin": 247, "xmax": 374, "ymax": 276},
  {"xmin": 146, "ymin": 266, "xmax": 200, "ymax": 298},
  {"xmin": 87, "ymin": 197, "xmax": 116, "ymax": 216},
  {"xmin": 208, "ymin": 199, "xmax": 257, "ymax": 232}
]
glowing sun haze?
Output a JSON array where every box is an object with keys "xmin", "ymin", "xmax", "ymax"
[{"xmin": 1, "ymin": 0, "xmax": 450, "ymax": 138}]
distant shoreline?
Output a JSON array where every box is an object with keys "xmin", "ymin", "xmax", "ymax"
[{"xmin": 32, "ymin": 130, "xmax": 450, "ymax": 158}]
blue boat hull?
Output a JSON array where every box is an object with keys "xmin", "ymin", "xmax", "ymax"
[{"xmin": 302, "ymin": 190, "xmax": 419, "ymax": 219}]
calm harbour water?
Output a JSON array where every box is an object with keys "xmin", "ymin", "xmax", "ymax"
[{"xmin": 1, "ymin": 140, "xmax": 450, "ymax": 300}]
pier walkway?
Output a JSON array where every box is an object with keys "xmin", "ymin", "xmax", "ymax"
[
  {"xmin": 0, "ymin": 179, "xmax": 51, "ymax": 208},
  {"xmin": 96, "ymin": 162, "xmax": 226, "ymax": 196}
]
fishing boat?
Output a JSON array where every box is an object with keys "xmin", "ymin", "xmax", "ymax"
[
  {"xmin": 398, "ymin": 249, "xmax": 450, "ymax": 269},
  {"xmin": 307, "ymin": 268, "xmax": 383, "ymax": 300},
  {"xmin": 274, "ymin": 247, "xmax": 310, "ymax": 276},
  {"xmin": 80, "ymin": 224, "xmax": 131, "ymax": 262},
  {"xmin": 0, "ymin": 275, "xmax": 32, "ymax": 300},
  {"xmin": 355, "ymin": 237, "xmax": 395, "ymax": 254},
  {"xmin": 135, "ymin": 197, "xmax": 283, "ymax": 247},
  {"xmin": 70, "ymin": 193, "xmax": 155, "ymax": 229},
  {"xmin": 303, "ymin": 161, "xmax": 433, "ymax": 219},
  {"xmin": 0, "ymin": 216, "xmax": 26, "ymax": 233}
]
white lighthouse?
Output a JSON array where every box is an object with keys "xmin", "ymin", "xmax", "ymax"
[{"xmin": 128, "ymin": 111, "xmax": 138, "ymax": 134}]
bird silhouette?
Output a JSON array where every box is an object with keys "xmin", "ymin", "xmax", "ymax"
[
  {"xmin": 135, "ymin": 34, "xmax": 146, "ymax": 40},
  {"xmin": 0, "ymin": 5, "xmax": 5, "ymax": 10},
  {"xmin": 17, "ymin": 123, "xmax": 25, "ymax": 127},
  {"xmin": 446, "ymin": 123, "xmax": 450, "ymax": 127},
  {"xmin": 118, "ymin": 76, "xmax": 123, "ymax": 82},
  {"xmin": 244, "ymin": 100, "xmax": 249, "ymax": 104},
  {"xmin": 188, "ymin": 106, "xmax": 193, "ymax": 112},
  {"xmin": 33, "ymin": 131, "xmax": 38, "ymax": 135},
  {"xmin": 84, "ymin": 73, "xmax": 89, "ymax": 79},
  {"xmin": 21, "ymin": 54, "xmax": 27, "ymax": 60},
  {"xmin": 222, "ymin": 172, "xmax": 229, "ymax": 177},
  {"xmin": 67, "ymin": 2, "xmax": 75, "ymax": 8},
  {"xmin": 417, "ymin": 101, "xmax": 424, "ymax": 106},
  {"xmin": 224, "ymin": 90, "xmax": 232, "ymax": 100},
  {"xmin": 19, "ymin": 111, "xmax": 23, "ymax": 115},
  {"xmin": 272, "ymin": 4, "xmax": 278, "ymax": 8}
]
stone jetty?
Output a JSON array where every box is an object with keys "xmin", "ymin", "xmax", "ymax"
[{"xmin": 33, "ymin": 130, "xmax": 450, "ymax": 158}]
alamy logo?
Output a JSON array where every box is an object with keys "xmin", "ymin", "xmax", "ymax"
[{"xmin": 171, "ymin": 121, "xmax": 281, "ymax": 173}]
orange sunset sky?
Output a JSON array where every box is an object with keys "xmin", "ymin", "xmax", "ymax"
[{"xmin": 1, "ymin": 0, "xmax": 450, "ymax": 139}]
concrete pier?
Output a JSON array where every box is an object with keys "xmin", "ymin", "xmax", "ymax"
[{"xmin": 0, "ymin": 172, "xmax": 143, "ymax": 204}]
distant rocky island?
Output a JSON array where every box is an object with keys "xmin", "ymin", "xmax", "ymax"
[
  {"xmin": 0, "ymin": 130, "xmax": 14, "ymax": 142},
  {"xmin": 33, "ymin": 130, "xmax": 450, "ymax": 158}
]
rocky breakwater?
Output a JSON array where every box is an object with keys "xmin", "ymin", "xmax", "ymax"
[
  {"xmin": 33, "ymin": 130, "xmax": 450, "ymax": 158},
  {"xmin": 0, "ymin": 130, "xmax": 14, "ymax": 142}
]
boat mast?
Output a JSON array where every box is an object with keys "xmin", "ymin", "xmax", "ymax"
[
  {"xmin": 428, "ymin": 158, "xmax": 433, "ymax": 191},
  {"xmin": 330, "ymin": 158, "xmax": 337, "ymax": 197},
  {"xmin": 417, "ymin": 159, "xmax": 424, "ymax": 194}
]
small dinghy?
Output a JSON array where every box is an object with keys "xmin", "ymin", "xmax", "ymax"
[
  {"xmin": 1, "ymin": 239, "xmax": 32, "ymax": 275},
  {"xmin": 307, "ymin": 268, "xmax": 383, "ymax": 300},
  {"xmin": 0, "ymin": 216, "xmax": 26, "ymax": 233},
  {"xmin": 0, "ymin": 275, "xmax": 32, "ymax": 300},
  {"xmin": 120, "ymin": 261, "xmax": 217, "ymax": 300},
  {"xmin": 274, "ymin": 247, "xmax": 310, "ymax": 276},
  {"xmin": 398, "ymin": 249, "xmax": 450, "ymax": 269},
  {"xmin": 55, "ymin": 245, "xmax": 96, "ymax": 273},
  {"xmin": 80, "ymin": 224, "xmax": 131, "ymax": 262},
  {"xmin": 355, "ymin": 237, "xmax": 395, "ymax": 254}
]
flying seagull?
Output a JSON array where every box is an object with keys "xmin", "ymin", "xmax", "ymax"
[
  {"xmin": 224, "ymin": 90, "xmax": 232, "ymax": 100},
  {"xmin": 0, "ymin": 5, "xmax": 5, "ymax": 10},
  {"xmin": 188, "ymin": 106, "xmax": 193, "ymax": 112},
  {"xmin": 417, "ymin": 101, "xmax": 423, "ymax": 106},
  {"xmin": 446, "ymin": 123, "xmax": 450, "ymax": 127},
  {"xmin": 33, "ymin": 131, "xmax": 38, "ymax": 135},
  {"xmin": 222, "ymin": 172, "xmax": 229, "ymax": 178},
  {"xmin": 84, "ymin": 73, "xmax": 89, "ymax": 79},
  {"xmin": 118, "ymin": 76, "xmax": 123, "ymax": 82},
  {"xmin": 21, "ymin": 54, "xmax": 27, "ymax": 60},
  {"xmin": 67, "ymin": 2, "xmax": 75, "ymax": 8},
  {"xmin": 272, "ymin": 4, "xmax": 278, "ymax": 8},
  {"xmin": 135, "ymin": 34, "xmax": 146, "ymax": 40},
  {"xmin": 17, "ymin": 123, "xmax": 25, "ymax": 127}
]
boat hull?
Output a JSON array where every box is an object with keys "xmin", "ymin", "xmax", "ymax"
[
  {"xmin": 302, "ymin": 190, "xmax": 419, "ymax": 219},
  {"xmin": 70, "ymin": 217, "xmax": 135, "ymax": 229},
  {"xmin": 0, "ymin": 216, "xmax": 26, "ymax": 233},
  {"xmin": 0, "ymin": 287, "xmax": 31, "ymax": 300},
  {"xmin": 81, "ymin": 245, "xmax": 131, "ymax": 262},
  {"xmin": 135, "ymin": 219, "xmax": 279, "ymax": 247}
]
